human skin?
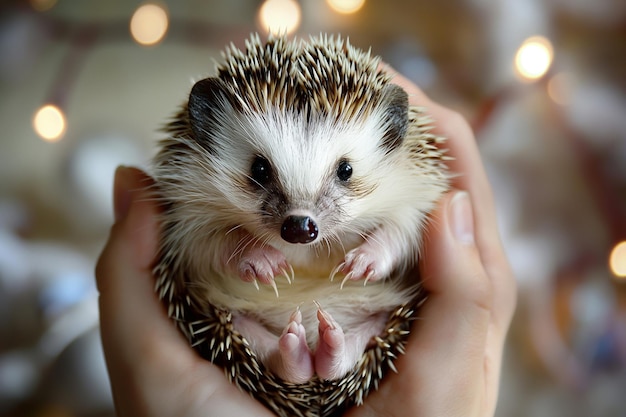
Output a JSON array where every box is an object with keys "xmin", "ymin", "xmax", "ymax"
[{"xmin": 95, "ymin": 69, "xmax": 516, "ymax": 417}]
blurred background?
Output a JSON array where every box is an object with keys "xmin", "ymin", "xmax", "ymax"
[{"xmin": 0, "ymin": 0, "xmax": 625, "ymax": 416}]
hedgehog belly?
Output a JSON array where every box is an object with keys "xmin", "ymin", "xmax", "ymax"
[
  {"xmin": 163, "ymin": 273, "xmax": 425, "ymax": 417},
  {"xmin": 186, "ymin": 267, "xmax": 419, "ymax": 350}
]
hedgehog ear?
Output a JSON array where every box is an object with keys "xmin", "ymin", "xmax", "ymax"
[
  {"xmin": 188, "ymin": 77, "xmax": 236, "ymax": 144},
  {"xmin": 380, "ymin": 84, "xmax": 409, "ymax": 152}
]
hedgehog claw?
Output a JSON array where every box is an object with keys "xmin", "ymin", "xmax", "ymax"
[
  {"xmin": 338, "ymin": 244, "xmax": 394, "ymax": 284},
  {"xmin": 340, "ymin": 271, "xmax": 355, "ymax": 290},
  {"xmin": 237, "ymin": 245, "xmax": 289, "ymax": 287},
  {"xmin": 279, "ymin": 267, "xmax": 292, "ymax": 284},
  {"xmin": 270, "ymin": 279, "xmax": 279, "ymax": 298},
  {"xmin": 280, "ymin": 264, "xmax": 295, "ymax": 284},
  {"xmin": 329, "ymin": 262, "xmax": 345, "ymax": 283},
  {"xmin": 252, "ymin": 279, "xmax": 260, "ymax": 291},
  {"xmin": 290, "ymin": 305, "xmax": 302, "ymax": 323},
  {"xmin": 288, "ymin": 263, "xmax": 295, "ymax": 282},
  {"xmin": 315, "ymin": 302, "xmax": 336, "ymax": 329}
]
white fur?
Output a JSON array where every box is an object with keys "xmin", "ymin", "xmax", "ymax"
[
  {"xmin": 155, "ymin": 102, "xmax": 447, "ymax": 352},
  {"xmin": 152, "ymin": 35, "xmax": 450, "ymax": 384}
]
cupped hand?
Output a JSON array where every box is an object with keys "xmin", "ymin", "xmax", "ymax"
[
  {"xmin": 345, "ymin": 68, "xmax": 517, "ymax": 417},
  {"xmin": 95, "ymin": 69, "xmax": 516, "ymax": 417},
  {"xmin": 96, "ymin": 166, "xmax": 274, "ymax": 417}
]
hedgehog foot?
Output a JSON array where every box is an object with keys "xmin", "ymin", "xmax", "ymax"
[
  {"xmin": 315, "ymin": 305, "xmax": 389, "ymax": 381},
  {"xmin": 233, "ymin": 311, "xmax": 314, "ymax": 384},
  {"xmin": 275, "ymin": 308, "xmax": 314, "ymax": 383},
  {"xmin": 234, "ymin": 306, "xmax": 388, "ymax": 383},
  {"xmin": 337, "ymin": 244, "xmax": 395, "ymax": 286},
  {"xmin": 237, "ymin": 246, "xmax": 292, "ymax": 292},
  {"xmin": 314, "ymin": 305, "xmax": 351, "ymax": 380}
]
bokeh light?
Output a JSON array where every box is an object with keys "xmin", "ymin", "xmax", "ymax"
[
  {"xmin": 258, "ymin": 0, "xmax": 301, "ymax": 35},
  {"xmin": 33, "ymin": 104, "xmax": 66, "ymax": 142},
  {"xmin": 130, "ymin": 3, "xmax": 169, "ymax": 46},
  {"xmin": 609, "ymin": 241, "xmax": 626, "ymax": 279},
  {"xmin": 30, "ymin": 0, "xmax": 57, "ymax": 12},
  {"xmin": 327, "ymin": 0, "xmax": 366, "ymax": 14},
  {"xmin": 547, "ymin": 72, "xmax": 573, "ymax": 105},
  {"xmin": 514, "ymin": 36, "xmax": 554, "ymax": 82}
]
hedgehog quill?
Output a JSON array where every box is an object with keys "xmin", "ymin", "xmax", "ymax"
[{"xmin": 152, "ymin": 34, "xmax": 449, "ymax": 416}]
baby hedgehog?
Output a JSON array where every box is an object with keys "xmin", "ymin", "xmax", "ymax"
[{"xmin": 152, "ymin": 33, "xmax": 449, "ymax": 417}]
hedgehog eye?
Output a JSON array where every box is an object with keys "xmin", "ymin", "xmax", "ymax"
[
  {"xmin": 336, "ymin": 160, "xmax": 352, "ymax": 182},
  {"xmin": 250, "ymin": 155, "xmax": 272, "ymax": 186}
]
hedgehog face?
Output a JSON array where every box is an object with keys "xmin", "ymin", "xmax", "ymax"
[{"xmin": 186, "ymin": 75, "xmax": 409, "ymax": 254}]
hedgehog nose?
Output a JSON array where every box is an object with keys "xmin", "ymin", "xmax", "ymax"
[{"xmin": 281, "ymin": 215, "xmax": 318, "ymax": 244}]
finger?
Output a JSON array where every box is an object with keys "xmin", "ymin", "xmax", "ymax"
[
  {"xmin": 97, "ymin": 167, "xmax": 274, "ymax": 416},
  {"xmin": 411, "ymin": 191, "xmax": 490, "ymax": 381},
  {"xmin": 420, "ymin": 104, "xmax": 516, "ymax": 337},
  {"xmin": 416, "ymin": 191, "xmax": 508, "ymax": 417},
  {"xmin": 96, "ymin": 167, "xmax": 191, "ymax": 371},
  {"xmin": 408, "ymin": 192, "xmax": 491, "ymax": 415},
  {"xmin": 387, "ymin": 66, "xmax": 516, "ymax": 337},
  {"xmin": 355, "ymin": 192, "xmax": 490, "ymax": 417}
]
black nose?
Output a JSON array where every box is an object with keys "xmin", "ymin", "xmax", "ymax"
[{"xmin": 281, "ymin": 215, "xmax": 318, "ymax": 244}]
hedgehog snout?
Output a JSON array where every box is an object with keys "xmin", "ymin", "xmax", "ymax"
[{"xmin": 281, "ymin": 215, "xmax": 318, "ymax": 244}]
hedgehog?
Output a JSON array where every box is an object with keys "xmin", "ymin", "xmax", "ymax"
[{"xmin": 151, "ymin": 33, "xmax": 449, "ymax": 417}]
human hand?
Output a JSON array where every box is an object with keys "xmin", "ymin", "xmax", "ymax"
[
  {"xmin": 95, "ymin": 166, "xmax": 275, "ymax": 417},
  {"xmin": 345, "ymin": 69, "xmax": 517, "ymax": 417},
  {"xmin": 95, "ymin": 71, "xmax": 516, "ymax": 417}
]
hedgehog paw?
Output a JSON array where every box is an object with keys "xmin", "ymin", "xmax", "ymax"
[
  {"xmin": 274, "ymin": 308, "xmax": 314, "ymax": 383},
  {"xmin": 337, "ymin": 246, "xmax": 393, "ymax": 286},
  {"xmin": 314, "ymin": 305, "xmax": 352, "ymax": 380},
  {"xmin": 238, "ymin": 246, "xmax": 292, "ymax": 291}
]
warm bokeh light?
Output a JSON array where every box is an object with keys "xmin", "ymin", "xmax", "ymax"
[
  {"xmin": 130, "ymin": 3, "xmax": 169, "ymax": 46},
  {"xmin": 33, "ymin": 104, "xmax": 66, "ymax": 142},
  {"xmin": 30, "ymin": 0, "xmax": 57, "ymax": 12},
  {"xmin": 327, "ymin": 0, "xmax": 366, "ymax": 14},
  {"xmin": 258, "ymin": 0, "xmax": 301, "ymax": 35},
  {"xmin": 547, "ymin": 72, "xmax": 573, "ymax": 105},
  {"xmin": 514, "ymin": 36, "xmax": 554, "ymax": 81},
  {"xmin": 609, "ymin": 241, "xmax": 626, "ymax": 279}
]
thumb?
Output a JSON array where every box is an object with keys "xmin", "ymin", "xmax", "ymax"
[
  {"xmin": 415, "ymin": 190, "xmax": 492, "ymax": 356},
  {"xmin": 400, "ymin": 191, "xmax": 493, "ymax": 413},
  {"xmin": 96, "ymin": 167, "xmax": 193, "ymax": 369},
  {"xmin": 354, "ymin": 191, "xmax": 495, "ymax": 417},
  {"xmin": 421, "ymin": 190, "xmax": 491, "ymax": 305}
]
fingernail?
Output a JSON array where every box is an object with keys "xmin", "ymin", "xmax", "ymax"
[
  {"xmin": 113, "ymin": 166, "xmax": 133, "ymax": 222},
  {"xmin": 449, "ymin": 191, "xmax": 475, "ymax": 245}
]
